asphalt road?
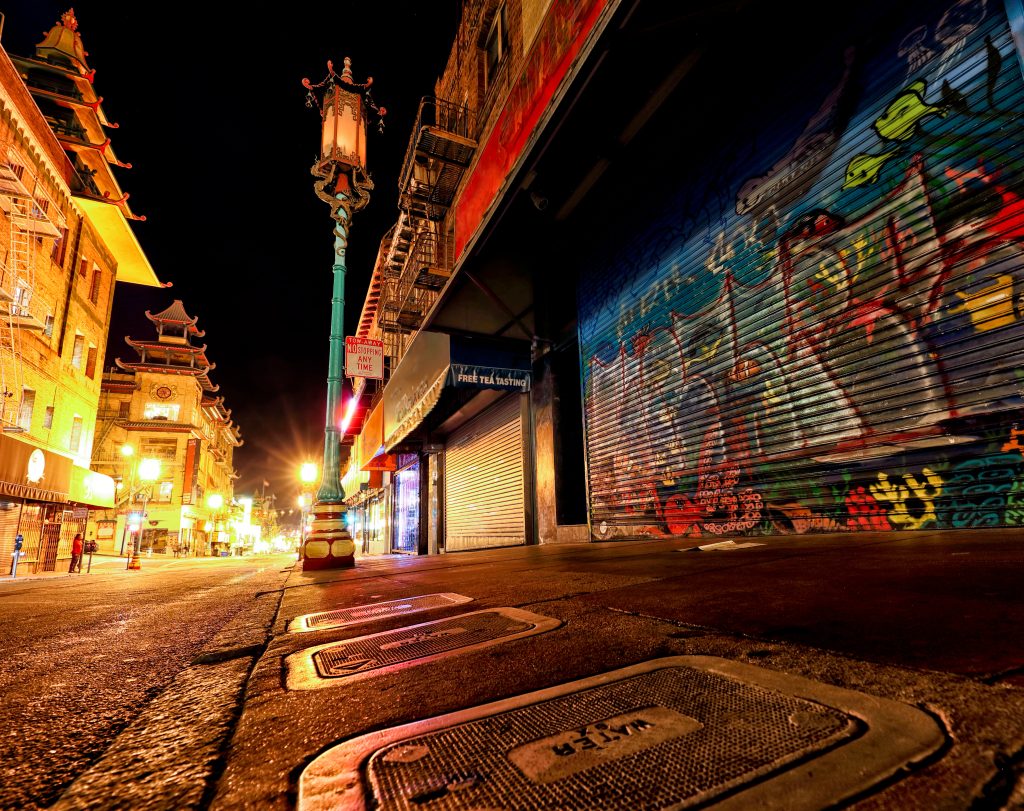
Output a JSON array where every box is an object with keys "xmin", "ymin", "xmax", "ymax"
[{"xmin": 0, "ymin": 554, "xmax": 293, "ymax": 811}]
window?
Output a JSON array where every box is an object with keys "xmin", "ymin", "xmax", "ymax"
[
  {"xmin": 12, "ymin": 285, "xmax": 31, "ymax": 317},
  {"xmin": 484, "ymin": 4, "xmax": 508, "ymax": 90},
  {"xmin": 69, "ymin": 415, "xmax": 83, "ymax": 452},
  {"xmin": 85, "ymin": 345, "xmax": 97, "ymax": 379},
  {"xmin": 42, "ymin": 405, "xmax": 54, "ymax": 429},
  {"xmin": 88, "ymin": 268, "xmax": 101, "ymax": 304},
  {"xmin": 158, "ymin": 481, "xmax": 173, "ymax": 501},
  {"xmin": 78, "ymin": 257, "xmax": 89, "ymax": 278},
  {"xmin": 143, "ymin": 402, "xmax": 180, "ymax": 421},
  {"xmin": 43, "ymin": 314, "xmax": 54, "ymax": 337},
  {"xmin": 18, "ymin": 389, "xmax": 34, "ymax": 431},
  {"xmin": 141, "ymin": 437, "xmax": 177, "ymax": 460},
  {"xmin": 118, "ymin": 400, "xmax": 130, "ymax": 418},
  {"xmin": 71, "ymin": 334, "xmax": 84, "ymax": 368},
  {"xmin": 51, "ymin": 227, "xmax": 67, "ymax": 265}
]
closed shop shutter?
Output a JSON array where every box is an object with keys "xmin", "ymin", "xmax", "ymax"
[
  {"xmin": 578, "ymin": 2, "xmax": 1024, "ymax": 539},
  {"xmin": 445, "ymin": 395, "xmax": 525, "ymax": 550}
]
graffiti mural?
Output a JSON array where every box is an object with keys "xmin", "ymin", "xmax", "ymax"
[{"xmin": 581, "ymin": 0, "xmax": 1024, "ymax": 539}]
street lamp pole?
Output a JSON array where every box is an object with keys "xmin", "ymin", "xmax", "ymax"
[
  {"xmin": 128, "ymin": 457, "xmax": 160, "ymax": 571},
  {"xmin": 118, "ymin": 444, "xmax": 135, "ymax": 557},
  {"xmin": 301, "ymin": 58, "xmax": 382, "ymax": 570}
]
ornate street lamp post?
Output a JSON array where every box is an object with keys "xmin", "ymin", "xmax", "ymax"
[
  {"xmin": 301, "ymin": 58, "xmax": 383, "ymax": 570},
  {"xmin": 128, "ymin": 457, "xmax": 160, "ymax": 570}
]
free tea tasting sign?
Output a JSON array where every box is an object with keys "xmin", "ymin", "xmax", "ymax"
[{"xmin": 345, "ymin": 336, "xmax": 384, "ymax": 379}]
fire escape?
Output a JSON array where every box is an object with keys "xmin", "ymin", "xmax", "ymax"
[
  {"xmin": 0, "ymin": 143, "xmax": 65, "ymax": 429},
  {"xmin": 377, "ymin": 96, "xmax": 476, "ymax": 369}
]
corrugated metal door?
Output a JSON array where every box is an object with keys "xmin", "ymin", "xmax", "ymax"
[
  {"xmin": 445, "ymin": 395, "xmax": 525, "ymax": 550},
  {"xmin": 578, "ymin": 1, "xmax": 1024, "ymax": 540}
]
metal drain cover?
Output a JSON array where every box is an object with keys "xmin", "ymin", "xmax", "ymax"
[
  {"xmin": 299, "ymin": 656, "xmax": 944, "ymax": 810},
  {"xmin": 286, "ymin": 608, "xmax": 561, "ymax": 690},
  {"xmin": 288, "ymin": 593, "xmax": 473, "ymax": 633}
]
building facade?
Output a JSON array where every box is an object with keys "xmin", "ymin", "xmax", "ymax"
[
  {"xmin": 345, "ymin": 0, "xmax": 1024, "ymax": 550},
  {"xmin": 0, "ymin": 9, "xmax": 160, "ymax": 573},
  {"xmin": 89, "ymin": 300, "xmax": 242, "ymax": 556}
]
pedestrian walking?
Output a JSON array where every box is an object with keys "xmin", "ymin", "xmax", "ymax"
[{"xmin": 69, "ymin": 533, "xmax": 84, "ymax": 575}]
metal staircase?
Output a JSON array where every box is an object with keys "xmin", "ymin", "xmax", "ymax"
[
  {"xmin": 372, "ymin": 96, "xmax": 476, "ymax": 372},
  {"xmin": 0, "ymin": 143, "xmax": 65, "ymax": 429}
]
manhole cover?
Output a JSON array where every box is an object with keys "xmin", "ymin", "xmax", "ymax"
[
  {"xmin": 287, "ymin": 608, "xmax": 561, "ymax": 690},
  {"xmin": 288, "ymin": 593, "xmax": 473, "ymax": 633},
  {"xmin": 299, "ymin": 656, "xmax": 943, "ymax": 810}
]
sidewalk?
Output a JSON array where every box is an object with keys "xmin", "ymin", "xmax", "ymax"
[
  {"xmin": 0, "ymin": 552, "xmax": 241, "ymax": 582},
  {"xmin": 209, "ymin": 528, "xmax": 1024, "ymax": 809},
  {"xmin": 0, "ymin": 554, "xmax": 123, "ymax": 582}
]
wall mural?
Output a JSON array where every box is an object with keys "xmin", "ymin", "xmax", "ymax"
[{"xmin": 579, "ymin": 0, "xmax": 1024, "ymax": 538}]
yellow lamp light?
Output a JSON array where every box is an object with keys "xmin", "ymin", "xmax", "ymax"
[
  {"xmin": 321, "ymin": 78, "xmax": 366, "ymax": 170},
  {"xmin": 138, "ymin": 458, "xmax": 161, "ymax": 482}
]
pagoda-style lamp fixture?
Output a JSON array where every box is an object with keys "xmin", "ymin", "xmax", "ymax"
[{"xmin": 300, "ymin": 58, "xmax": 383, "ymax": 571}]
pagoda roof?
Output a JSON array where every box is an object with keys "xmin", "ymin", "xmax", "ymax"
[
  {"xmin": 196, "ymin": 371, "xmax": 220, "ymax": 393},
  {"xmin": 125, "ymin": 337, "xmax": 208, "ymax": 355},
  {"xmin": 34, "ymin": 10, "xmax": 91, "ymax": 77},
  {"xmin": 145, "ymin": 300, "xmax": 204, "ymax": 335},
  {"xmin": 114, "ymin": 358, "xmax": 214, "ymax": 378},
  {"xmin": 120, "ymin": 421, "xmax": 195, "ymax": 434}
]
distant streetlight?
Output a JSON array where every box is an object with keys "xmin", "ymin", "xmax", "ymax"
[
  {"xmin": 301, "ymin": 57, "xmax": 382, "ymax": 571},
  {"xmin": 206, "ymin": 494, "xmax": 225, "ymax": 555},
  {"xmin": 128, "ymin": 457, "xmax": 161, "ymax": 570},
  {"xmin": 300, "ymin": 462, "xmax": 318, "ymax": 485}
]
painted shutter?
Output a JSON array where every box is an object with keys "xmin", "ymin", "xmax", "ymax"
[
  {"xmin": 578, "ymin": 1, "xmax": 1024, "ymax": 539},
  {"xmin": 445, "ymin": 395, "xmax": 525, "ymax": 550}
]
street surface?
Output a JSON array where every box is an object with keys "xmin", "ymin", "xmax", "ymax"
[
  {"xmin": 0, "ymin": 554, "xmax": 294, "ymax": 811},
  {"xmin": 3, "ymin": 533, "xmax": 1024, "ymax": 809}
]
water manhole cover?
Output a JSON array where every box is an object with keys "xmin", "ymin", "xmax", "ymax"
[
  {"xmin": 286, "ymin": 608, "xmax": 561, "ymax": 690},
  {"xmin": 288, "ymin": 593, "xmax": 473, "ymax": 633},
  {"xmin": 299, "ymin": 656, "xmax": 943, "ymax": 810}
]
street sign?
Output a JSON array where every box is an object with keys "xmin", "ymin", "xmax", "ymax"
[{"xmin": 345, "ymin": 337, "xmax": 384, "ymax": 379}]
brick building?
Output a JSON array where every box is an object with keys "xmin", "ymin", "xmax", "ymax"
[{"xmin": 0, "ymin": 9, "xmax": 160, "ymax": 573}]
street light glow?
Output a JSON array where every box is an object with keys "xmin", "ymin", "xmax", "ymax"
[
  {"xmin": 207, "ymin": 494, "xmax": 224, "ymax": 510},
  {"xmin": 300, "ymin": 462, "xmax": 318, "ymax": 484},
  {"xmin": 120, "ymin": 444, "xmax": 135, "ymax": 457},
  {"xmin": 138, "ymin": 458, "xmax": 161, "ymax": 481},
  {"xmin": 338, "ymin": 397, "xmax": 360, "ymax": 435}
]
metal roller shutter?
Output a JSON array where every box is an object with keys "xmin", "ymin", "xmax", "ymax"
[
  {"xmin": 445, "ymin": 395, "xmax": 526, "ymax": 550},
  {"xmin": 579, "ymin": 2, "xmax": 1024, "ymax": 539}
]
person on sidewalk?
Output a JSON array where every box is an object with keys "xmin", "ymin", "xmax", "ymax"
[{"xmin": 69, "ymin": 533, "xmax": 84, "ymax": 575}]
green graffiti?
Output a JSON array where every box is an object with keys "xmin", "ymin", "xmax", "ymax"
[
  {"xmin": 843, "ymin": 151, "xmax": 899, "ymax": 189},
  {"xmin": 873, "ymin": 80, "xmax": 946, "ymax": 141}
]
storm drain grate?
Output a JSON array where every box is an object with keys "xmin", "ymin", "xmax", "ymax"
[
  {"xmin": 298, "ymin": 656, "xmax": 944, "ymax": 810},
  {"xmin": 286, "ymin": 608, "xmax": 561, "ymax": 690},
  {"xmin": 288, "ymin": 593, "xmax": 472, "ymax": 633}
]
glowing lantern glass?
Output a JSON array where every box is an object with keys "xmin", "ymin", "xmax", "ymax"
[{"xmin": 321, "ymin": 83, "xmax": 366, "ymax": 170}]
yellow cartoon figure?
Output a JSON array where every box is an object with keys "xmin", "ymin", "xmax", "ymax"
[{"xmin": 870, "ymin": 467, "xmax": 943, "ymax": 529}]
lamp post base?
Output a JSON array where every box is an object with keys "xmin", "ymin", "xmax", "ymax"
[{"xmin": 302, "ymin": 501, "xmax": 355, "ymax": 570}]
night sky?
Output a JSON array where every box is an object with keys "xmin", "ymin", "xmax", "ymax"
[{"xmin": 3, "ymin": 1, "xmax": 461, "ymax": 505}]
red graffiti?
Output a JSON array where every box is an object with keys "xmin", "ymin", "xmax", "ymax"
[{"xmin": 845, "ymin": 486, "xmax": 892, "ymax": 531}]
